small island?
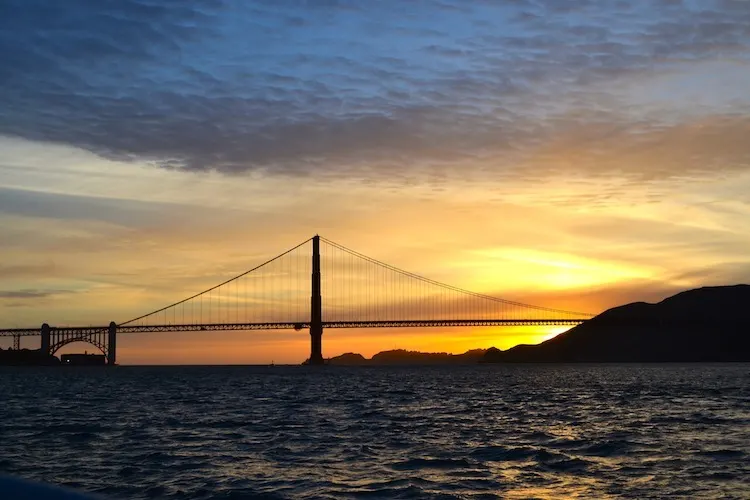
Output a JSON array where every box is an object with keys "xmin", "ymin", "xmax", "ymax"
[{"xmin": 328, "ymin": 348, "xmax": 488, "ymax": 365}]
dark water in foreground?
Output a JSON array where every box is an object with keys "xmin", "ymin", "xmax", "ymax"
[{"xmin": 1, "ymin": 365, "xmax": 749, "ymax": 499}]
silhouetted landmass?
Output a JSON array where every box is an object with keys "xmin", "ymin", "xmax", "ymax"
[
  {"xmin": 483, "ymin": 285, "xmax": 750, "ymax": 363},
  {"xmin": 329, "ymin": 349, "xmax": 487, "ymax": 365},
  {"xmin": 327, "ymin": 352, "xmax": 369, "ymax": 365},
  {"xmin": 61, "ymin": 353, "xmax": 106, "ymax": 366},
  {"xmin": 0, "ymin": 348, "xmax": 60, "ymax": 366}
]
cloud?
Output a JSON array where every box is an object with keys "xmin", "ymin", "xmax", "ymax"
[
  {"xmin": 668, "ymin": 263, "xmax": 750, "ymax": 285},
  {"xmin": 0, "ymin": 187, "xmax": 185, "ymax": 226},
  {"xmin": 0, "ymin": 263, "xmax": 57, "ymax": 279},
  {"xmin": 0, "ymin": 289, "xmax": 73, "ymax": 299},
  {"xmin": 1, "ymin": 0, "xmax": 749, "ymax": 179}
]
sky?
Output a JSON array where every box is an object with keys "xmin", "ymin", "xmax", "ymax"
[{"xmin": 2, "ymin": 0, "xmax": 750, "ymax": 364}]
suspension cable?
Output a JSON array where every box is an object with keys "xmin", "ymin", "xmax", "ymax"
[
  {"xmin": 119, "ymin": 237, "xmax": 313, "ymax": 326},
  {"xmin": 319, "ymin": 236, "xmax": 592, "ymax": 318}
]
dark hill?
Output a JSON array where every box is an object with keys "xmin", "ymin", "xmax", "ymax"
[
  {"xmin": 329, "ymin": 349, "xmax": 487, "ymax": 365},
  {"xmin": 483, "ymin": 285, "xmax": 750, "ymax": 363},
  {"xmin": 328, "ymin": 352, "xmax": 368, "ymax": 365}
]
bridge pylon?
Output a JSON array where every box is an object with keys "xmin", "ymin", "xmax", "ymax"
[
  {"xmin": 108, "ymin": 321, "xmax": 117, "ymax": 365},
  {"xmin": 41, "ymin": 323, "xmax": 50, "ymax": 354},
  {"xmin": 309, "ymin": 235, "xmax": 324, "ymax": 365}
]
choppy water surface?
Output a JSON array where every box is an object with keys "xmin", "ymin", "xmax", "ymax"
[{"xmin": 1, "ymin": 364, "xmax": 749, "ymax": 499}]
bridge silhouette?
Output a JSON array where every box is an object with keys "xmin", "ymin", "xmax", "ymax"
[{"xmin": 0, "ymin": 236, "xmax": 592, "ymax": 364}]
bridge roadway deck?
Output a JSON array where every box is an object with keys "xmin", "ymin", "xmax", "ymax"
[{"xmin": 0, "ymin": 319, "xmax": 588, "ymax": 336}]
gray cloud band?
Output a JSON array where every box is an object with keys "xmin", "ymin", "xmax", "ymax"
[{"xmin": 1, "ymin": 0, "xmax": 749, "ymax": 176}]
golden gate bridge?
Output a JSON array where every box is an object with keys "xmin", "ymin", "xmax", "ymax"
[{"xmin": 0, "ymin": 236, "xmax": 593, "ymax": 364}]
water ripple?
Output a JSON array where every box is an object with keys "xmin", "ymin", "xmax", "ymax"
[{"xmin": 1, "ymin": 364, "xmax": 749, "ymax": 499}]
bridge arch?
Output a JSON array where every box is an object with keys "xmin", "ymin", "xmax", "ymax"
[
  {"xmin": 50, "ymin": 337, "xmax": 108, "ymax": 358},
  {"xmin": 49, "ymin": 334, "xmax": 109, "ymax": 360}
]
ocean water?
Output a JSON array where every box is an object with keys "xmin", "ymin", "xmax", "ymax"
[{"xmin": 0, "ymin": 364, "xmax": 748, "ymax": 499}]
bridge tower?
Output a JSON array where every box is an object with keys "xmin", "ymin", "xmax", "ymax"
[
  {"xmin": 41, "ymin": 323, "xmax": 50, "ymax": 354},
  {"xmin": 108, "ymin": 321, "xmax": 117, "ymax": 365},
  {"xmin": 309, "ymin": 235, "xmax": 324, "ymax": 365}
]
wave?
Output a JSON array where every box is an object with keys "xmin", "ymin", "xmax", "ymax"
[{"xmin": 391, "ymin": 458, "xmax": 474, "ymax": 471}]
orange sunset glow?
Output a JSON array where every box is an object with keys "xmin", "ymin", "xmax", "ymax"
[
  {"xmin": 4, "ymin": 149, "xmax": 749, "ymax": 365},
  {"xmin": 3, "ymin": 135, "xmax": 750, "ymax": 364},
  {"xmin": 2, "ymin": 3, "xmax": 750, "ymax": 364}
]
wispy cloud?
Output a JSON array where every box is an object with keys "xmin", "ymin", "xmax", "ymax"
[
  {"xmin": 0, "ymin": 289, "xmax": 74, "ymax": 299},
  {"xmin": 0, "ymin": 263, "xmax": 57, "ymax": 279}
]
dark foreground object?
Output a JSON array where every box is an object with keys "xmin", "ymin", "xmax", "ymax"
[
  {"xmin": 0, "ymin": 475, "xmax": 99, "ymax": 499},
  {"xmin": 61, "ymin": 354, "xmax": 106, "ymax": 366},
  {"xmin": 0, "ymin": 348, "xmax": 59, "ymax": 366},
  {"xmin": 484, "ymin": 285, "xmax": 750, "ymax": 363}
]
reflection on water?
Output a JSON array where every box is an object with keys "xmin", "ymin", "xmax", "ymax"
[{"xmin": 0, "ymin": 364, "xmax": 748, "ymax": 499}]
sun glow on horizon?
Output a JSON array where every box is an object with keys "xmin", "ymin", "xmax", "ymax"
[
  {"xmin": 541, "ymin": 326, "xmax": 571, "ymax": 342},
  {"xmin": 459, "ymin": 248, "xmax": 655, "ymax": 292}
]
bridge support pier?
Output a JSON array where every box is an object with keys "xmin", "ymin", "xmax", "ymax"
[
  {"xmin": 309, "ymin": 324, "xmax": 323, "ymax": 365},
  {"xmin": 41, "ymin": 323, "xmax": 50, "ymax": 355},
  {"xmin": 12, "ymin": 334, "xmax": 20, "ymax": 350},
  {"xmin": 309, "ymin": 235, "xmax": 324, "ymax": 365},
  {"xmin": 108, "ymin": 322, "xmax": 117, "ymax": 365}
]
